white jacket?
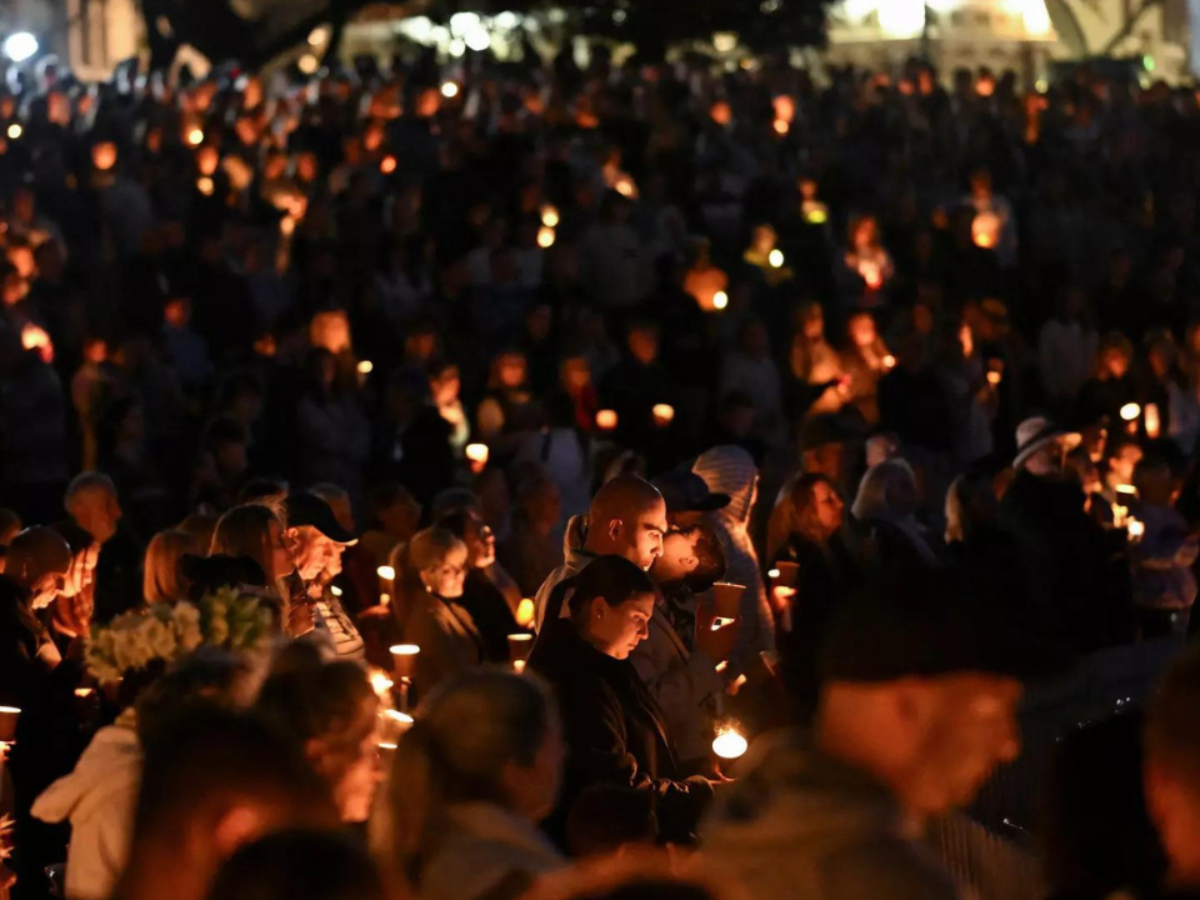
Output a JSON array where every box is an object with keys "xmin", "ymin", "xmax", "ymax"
[{"xmin": 32, "ymin": 713, "xmax": 142, "ymax": 900}]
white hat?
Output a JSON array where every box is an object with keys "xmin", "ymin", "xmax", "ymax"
[{"xmin": 1013, "ymin": 417, "xmax": 1081, "ymax": 470}]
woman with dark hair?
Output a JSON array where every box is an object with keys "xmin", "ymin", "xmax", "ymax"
[
  {"xmin": 529, "ymin": 555, "xmax": 714, "ymax": 847},
  {"xmin": 377, "ymin": 670, "xmax": 565, "ymax": 900}
]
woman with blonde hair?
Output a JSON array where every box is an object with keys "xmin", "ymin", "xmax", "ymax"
[
  {"xmin": 211, "ymin": 504, "xmax": 307, "ymax": 636},
  {"xmin": 376, "ymin": 670, "xmax": 564, "ymax": 900},
  {"xmin": 396, "ymin": 527, "xmax": 487, "ymax": 694},
  {"xmin": 143, "ymin": 529, "xmax": 200, "ymax": 605}
]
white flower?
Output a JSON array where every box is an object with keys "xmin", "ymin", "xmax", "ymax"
[{"xmin": 173, "ymin": 603, "xmax": 203, "ymax": 651}]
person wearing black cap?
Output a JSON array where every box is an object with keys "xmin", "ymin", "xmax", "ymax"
[
  {"xmin": 284, "ymin": 492, "xmax": 364, "ymax": 659},
  {"xmin": 703, "ymin": 567, "xmax": 1039, "ymax": 900},
  {"xmin": 632, "ymin": 470, "xmax": 733, "ymax": 769}
]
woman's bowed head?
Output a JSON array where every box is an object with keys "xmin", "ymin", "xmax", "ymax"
[{"xmin": 567, "ymin": 556, "xmax": 657, "ymax": 661}]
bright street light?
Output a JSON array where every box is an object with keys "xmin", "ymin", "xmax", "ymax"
[{"xmin": 3, "ymin": 32, "xmax": 38, "ymax": 63}]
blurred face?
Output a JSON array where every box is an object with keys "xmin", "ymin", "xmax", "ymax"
[
  {"xmin": 288, "ymin": 526, "xmax": 336, "ymax": 582},
  {"xmin": 29, "ymin": 570, "xmax": 64, "ymax": 610},
  {"xmin": 59, "ymin": 544, "xmax": 99, "ymax": 599},
  {"xmin": 811, "ymin": 481, "xmax": 845, "ymax": 538},
  {"xmin": 422, "ymin": 545, "xmax": 468, "ymax": 599},
  {"xmin": 654, "ymin": 526, "xmax": 704, "ymax": 582},
  {"xmin": 628, "ymin": 329, "xmax": 658, "ymax": 365},
  {"xmin": 9, "ymin": 247, "xmax": 34, "ymax": 280},
  {"xmin": 561, "ymin": 357, "xmax": 591, "ymax": 392},
  {"xmin": 431, "ymin": 366, "xmax": 461, "ymax": 406},
  {"xmin": 316, "ymin": 693, "xmax": 380, "ymax": 824},
  {"xmin": 1110, "ymin": 444, "xmax": 1144, "ymax": 485},
  {"xmin": 584, "ymin": 592, "xmax": 655, "ymax": 660},
  {"xmin": 164, "ymin": 298, "xmax": 191, "ymax": 328},
  {"xmin": 906, "ymin": 675, "xmax": 1023, "ymax": 816},
  {"xmin": 497, "ymin": 354, "xmax": 527, "ymax": 389},
  {"xmin": 1103, "ymin": 348, "xmax": 1131, "ymax": 379},
  {"xmin": 803, "ymin": 308, "xmax": 824, "ymax": 340},
  {"xmin": 92, "ymin": 141, "xmax": 118, "ymax": 172},
  {"xmin": 268, "ymin": 519, "xmax": 295, "ymax": 581},
  {"xmin": 505, "ymin": 718, "xmax": 565, "ymax": 823},
  {"xmin": 465, "ymin": 513, "xmax": 496, "ymax": 569},
  {"xmin": 848, "ymin": 314, "xmax": 876, "ymax": 348},
  {"xmin": 73, "ymin": 488, "xmax": 122, "ymax": 544}
]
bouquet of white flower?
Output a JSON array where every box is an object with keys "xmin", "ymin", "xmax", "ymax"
[{"xmin": 85, "ymin": 588, "xmax": 274, "ymax": 684}]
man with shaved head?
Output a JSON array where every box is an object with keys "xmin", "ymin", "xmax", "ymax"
[{"xmin": 534, "ymin": 474, "xmax": 668, "ymax": 630}]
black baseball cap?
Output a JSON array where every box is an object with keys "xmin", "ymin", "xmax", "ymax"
[
  {"xmin": 285, "ymin": 492, "xmax": 357, "ymax": 545},
  {"xmin": 652, "ymin": 470, "xmax": 730, "ymax": 514},
  {"xmin": 816, "ymin": 567, "xmax": 1060, "ymax": 684}
]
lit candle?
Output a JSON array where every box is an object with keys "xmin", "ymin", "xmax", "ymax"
[
  {"xmin": 466, "ymin": 443, "xmax": 490, "ymax": 466},
  {"xmin": 330, "ymin": 584, "xmax": 343, "ymax": 597},
  {"xmin": 187, "ymin": 127, "xmax": 204, "ymax": 146},
  {"xmin": 972, "ymin": 211, "xmax": 1001, "ymax": 250},
  {"xmin": 883, "ymin": 354, "xmax": 896, "ymax": 370},
  {"xmin": 380, "ymin": 155, "xmax": 397, "ymax": 175},
  {"xmin": 196, "ymin": 177, "xmax": 214, "ymax": 196},
  {"xmin": 537, "ymin": 225, "xmax": 556, "ymax": 249},
  {"xmin": 377, "ymin": 565, "xmax": 396, "ymax": 582},
  {"xmin": 7, "ymin": 123, "xmax": 21, "ymax": 140},
  {"xmin": 987, "ymin": 370, "xmax": 1002, "ymax": 386},
  {"xmin": 357, "ymin": 360, "xmax": 374, "ymax": 375},
  {"xmin": 712, "ymin": 290, "xmax": 729, "ymax": 311},
  {"xmin": 515, "ymin": 598, "xmax": 536, "ymax": 629},
  {"xmin": 1145, "ymin": 403, "xmax": 1161, "ymax": 439},
  {"xmin": 441, "ymin": 82, "xmax": 460, "ymax": 99},
  {"xmin": 1127, "ymin": 518, "xmax": 1145, "ymax": 540},
  {"xmin": 74, "ymin": 687, "xmax": 94, "ymax": 698},
  {"xmin": 615, "ymin": 176, "xmax": 636, "ymax": 198},
  {"xmin": 768, "ymin": 249, "xmax": 784, "ymax": 268},
  {"xmin": 712, "ymin": 725, "xmax": 748, "ymax": 760},
  {"xmin": 1120, "ymin": 403, "xmax": 1141, "ymax": 422},
  {"xmin": 652, "ymin": 404, "xmax": 675, "ymax": 427},
  {"xmin": 541, "ymin": 205, "xmax": 560, "ymax": 228},
  {"xmin": 803, "ymin": 202, "xmax": 828, "ymax": 225},
  {"xmin": 773, "ymin": 118, "xmax": 789, "ymax": 136},
  {"xmin": 368, "ymin": 669, "xmax": 394, "ymax": 699},
  {"xmin": 508, "ymin": 633, "xmax": 534, "ymax": 673},
  {"xmin": 596, "ymin": 409, "xmax": 618, "ymax": 431}
]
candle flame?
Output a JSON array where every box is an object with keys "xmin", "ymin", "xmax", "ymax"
[
  {"xmin": 541, "ymin": 205, "xmax": 560, "ymax": 228},
  {"xmin": 377, "ymin": 566, "xmax": 396, "ymax": 581},
  {"xmin": 712, "ymin": 290, "xmax": 729, "ymax": 311},
  {"xmin": 1120, "ymin": 403, "xmax": 1141, "ymax": 422},
  {"xmin": 712, "ymin": 725, "xmax": 748, "ymax": 760},
  {"xmin": 515, "ymin": 599, "xmax": 536, "ymax": 628}
]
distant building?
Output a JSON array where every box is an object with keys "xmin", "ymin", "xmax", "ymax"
[{"xmin": 827, "ymin": 0, "xmax": 1193, "ymax": 84}]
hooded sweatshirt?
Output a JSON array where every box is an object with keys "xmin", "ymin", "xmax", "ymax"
[
  {"xmin": 693, "ymin": 446, "xmax": 774, "ymax": 673},
  {"xmin": 532, "ymin": 515, "xmax": 595, "ymax": 631},
  {"xmin": 32, "ymin": 710, "xmax": 142, "ymax": 900}
]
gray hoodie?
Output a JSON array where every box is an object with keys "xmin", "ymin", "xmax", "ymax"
[{"xmin": 702, "ymin": 734, "xmax": 961, "ymax": 900}]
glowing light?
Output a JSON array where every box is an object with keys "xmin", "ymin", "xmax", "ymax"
[
  {"xmin": 1127, "ymin": 518, "xmax": 1145, "ymax": 540},
  {"xmin": 1007, "ymin": 0, "xmax": 1052, "ymax": 34},
  {"xmin": 380, "ymin": 155, "xmax": 397, "ymax": 174},
  {"xmin": 466, "ymin": 443, "xmax": 490, "ymax": 465},
  {"xmin": 378, "ymin": 742, "xmax": 398, "ymax": 751},
  {"xmin": 712, "ymin": 290, "xmax": 729, "ymax": 311},
  {"xmin": 516, "ymin": 599, "xmax": 536, "ymax": 628},
  {"xmin": 377, "ymin": 566, "xmax": 396, "ymax": 581},
  {"xmin": 6, "ymin": 123, "xmax": 20, "ymax": 140},
  {"xmin": 384, "ymin": 709, "xmax": 414, "ymax": 724},
  {"xmin": 541, "ymin": 205, "xmax": 559, "ymax": 228},
  {"xmin": 74, "ymin": 687, "xmax": 94, "ymax": 698},
  {"xmin": 713, "ymin": 727, "xmax": 749, "ymax": 760},
  {"xmin": 196, "ymin": 176, "xmax": 214, "ymax": 196},
  {"xmin": 768, "ymin": 249, "xmax": 784, "ymax": 268},
  {"xmin": 389, "ymin": 644, "xmax": 420, "ymax": 656},
  {"xmin": 768, "ymin": 568, "xmax": 781, "ymax": 579},
  {"xmin": 615, "ymin": 177, "xmax": 636, "ymax": 198},
  {"xmin": 3, "ymin": 32, "xmax": 38, "ymax": 63},
  {"xmin": 1116, "ymin": 484, "xmax": 1138, "ymax": 497},
  {"xmin": 972, "ymin": 211, "xmax": 1001, "ymax": 249},
  {"xmin": 369, "ymin": 670, "xmax": 394, "ymax": 697},
  {"xmin": 1145, "ymin": 403, "xmax": 1161, "ymax": 439},
  {"xmin": 773, "ymin": 118, "xmax": 789, "ymax": 136},
  {"xmin": 883, "ymin": 354, "xmax": 896, "ymax": 369},
  {"xmin": 1120, "ymin": 403, "xmax": 1141, "ymax": 422},
  {"xmin": 441, "ymin": 81, "xmax": 460, "ymax": 99},
  {"xmin": 298, "ymin": 54, "xmax": 319, "ymax": 75},
  {"xmin": 652, "ymin": 404, "xmax": 675, "ymax": 426},
  {"xmin": 308, "ymin": 25, "xmax": 329, "ymax": 45},
  {"xmin": 596, "ymin": 409, "xmax": 619, "ymax": 431},
  {"xmin": 878, "ymin": 0, "xmax": 926, "ymax": 36},
  {"xmin": 357, "ymin": 360, "xmax": 374, "ymax": 375},
  {"xmin": 449, "ymin": 39, "xmax": 466, "ymax": 57},
  {"xmin": 537, "ymin": 225, "xmax": 556, "ymax": 248},
  {"xmin": 987, "ymin": 370, "xmax": 1002, "ymax": 386},
  {"xmin": 713, "ymin": 32, "xmax": 737, "ymax": 53},
  {"xmin": 330, "ymin": 585, "xmax": 343, "ymax": 597},
  {"xmin": 186, "ymin": 127, "xmax": 204, "ymax": 146},
  {"xmin": 464, "ymin": 24, "xmax": 491, "ymax": 52}
]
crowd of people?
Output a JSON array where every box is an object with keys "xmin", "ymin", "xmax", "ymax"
[{"xmin": 0, "ymin": 37, "xmax": 1200, "ymax": 900}]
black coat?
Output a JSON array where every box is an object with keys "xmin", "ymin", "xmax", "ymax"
[{"xmin": 528, "ymin": 625, "xmax": 713, "ymax": 847}]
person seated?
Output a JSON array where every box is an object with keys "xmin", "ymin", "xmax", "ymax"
[
  {"xmin": 528, "ymin": 555, "xmax": 714, "ymax": 847},
  {"xmin": 206, "ymin": 831, "xmax": 387, "ymax": 900}
]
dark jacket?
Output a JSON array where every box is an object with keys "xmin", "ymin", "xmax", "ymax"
[
  {"xmin": 999, "ymin": 470, "xmax": 1133, "ymax": 654},
  {"xmin": 528, "ymin": 624, "xmax": 713, "ymax": 846}
]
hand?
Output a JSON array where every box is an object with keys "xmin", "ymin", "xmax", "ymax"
[
  {"xmin": 286, "ymin": 598, "xmax": 316, "ymax": 637},
  {"xmin": 695, "ymin": 606, "xmax": 738, "ymax": 668},
  {"xmin": 770, "ymin": 585, "xmax": 796, "ymax": 615}
]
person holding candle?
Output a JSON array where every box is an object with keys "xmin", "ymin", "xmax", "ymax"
[
  {"xmin": 376, "ymin": 670, "xmax": 565, "ymax": 900},
  {"xmin": 211, "ymin": 504, "xmax": 306, "ymax": 636},
  {"xmin": 1126, "ymin": 456, "xmax": 1197, "ymax": 638},
  {"xmin": 397, "ymin": 527, "xmax": 486, "ymax": 695},
  {"xmin": 528, "ymin": 555, "xmax": 714, "ymax": 847}
]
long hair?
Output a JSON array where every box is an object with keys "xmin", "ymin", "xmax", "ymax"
[
  {"xmin": 212, "ymin": 504, "xmax": 288, "ymax": 583},
  {"xmin": 375, "ymin": 670, "xmax": 557, "ymax": 883},
  {"xmin": 767, "ymin": 473, "xmax": 836, "ymax": 562},
  {"xmin": 144, "ymin": 528, "xmax": 200, "ymax": 604},
  {"xmin": 390, "ymin": 527, "xmax": 465, "ymax": 627}
]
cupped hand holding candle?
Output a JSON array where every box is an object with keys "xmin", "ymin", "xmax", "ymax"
[
  {"xmin": 713, "ymin": 724, "xmax": 748, "ymax": 760},
  {"xmin": 466, "ymin": 443, "xmax": 490, "ymax": 470},
  {"xmin": 390, "ymin": 643, "xmax": 420, "ymax": 680}
]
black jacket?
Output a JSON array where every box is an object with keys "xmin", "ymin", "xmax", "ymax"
[{"xmin": 528, "ymin": 625, "xmax": 713, "ymax": 846}]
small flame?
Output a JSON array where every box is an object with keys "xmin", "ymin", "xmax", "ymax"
[
  {"xmin": 541, "ymin": 205, "xmax": 560, "ymax": 228},
  {"xmin": 377, "ymin": 566, "xmax": 396, "ymax": 581},
  {"xmin": 515, "ymin": 598, "xmax": 536, "ymax": 628},
  {"xmin": 1120, "ymin": 403, "xmax": 1141, "ymax": 422},
  {"xmin": 712, "ymin": 290, "xmax": 729, "ymax": 311},
  {"xmin": 768, "ymin": 249, "xmax": 784, "ymax": 268},
  {"xmin": 357, "ymin": 360, "xmax": 374, "ymax": 375},
  {"xmin": 712, "ymin": 726, "xmax": 748, "ymax": 760}
]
